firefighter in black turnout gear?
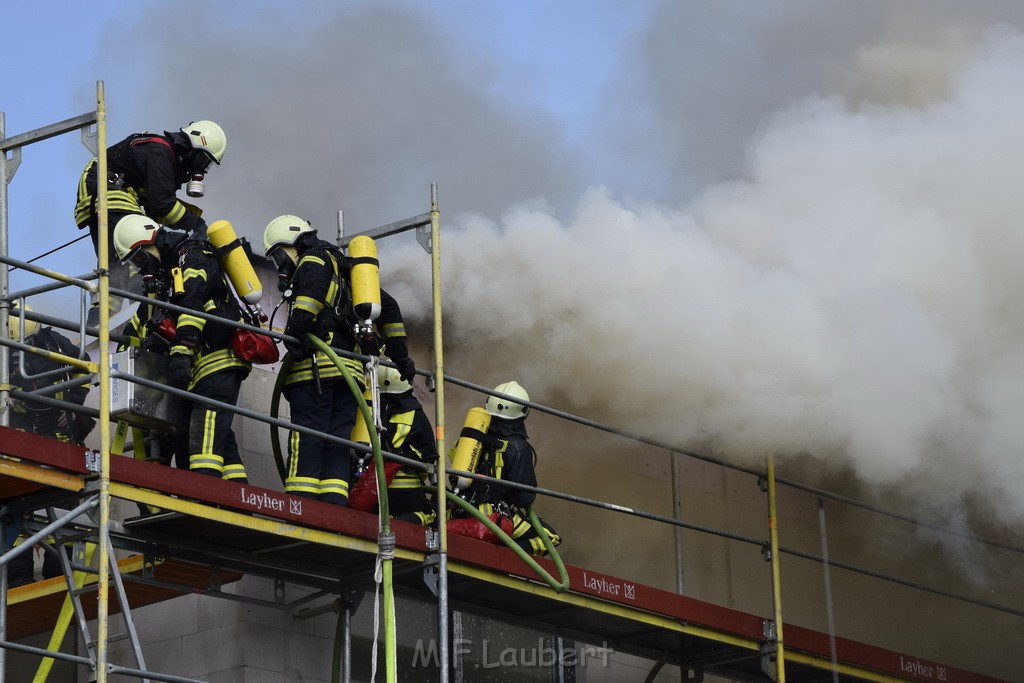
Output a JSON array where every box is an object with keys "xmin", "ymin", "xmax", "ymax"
[
  {"xmin": 348, "ymin": 364, "xmax": 437, "ymax": 525},
  {"xmin": 448, "ymin": 381, "xmax": 561, "ymax": 557},
  {"xmin": 116, "ymin": 279, "xmax": 190, "ymax": 469},
  {"xmin": 263, "ymin": 214, "xmax": 417, "ymax": 506},
  {"xmin": 74, "ymin": 120, "xmax": 226, "ymax": 321},
  {"xmin": 5, "ymin": 306, "xmax": 94, "ymax": 586},
  {"xmin": 7, "ymin": 304, "xmax": 95, "ymax": 445},
  {"xmin": 113, "ymin": 214, "xmax": 252, "ymax": 482}
]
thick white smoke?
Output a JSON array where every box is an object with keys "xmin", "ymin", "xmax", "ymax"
[
  {"xmin": 386, "ymin": 28, "xmax": 1024, "ymax": 523},
  {"xmin": 56, "ymin": 3, "xmax": 1024, "ymax": 534}
]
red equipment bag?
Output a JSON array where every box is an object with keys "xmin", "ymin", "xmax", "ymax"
[
  {"xmin": 231, "ymin": 329, "xmax": 280, "ymax": 364},
  {"xmin": 447, "ymin": 512, "xmax": 514, "ymax": 544},
  {"xmin": 349, "ymin": 461, "xmax": 402, "ymax": 512}
]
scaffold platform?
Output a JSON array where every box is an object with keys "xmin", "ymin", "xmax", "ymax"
[{"xmin": 0, "ymin": 426, "xmax": 1006, "ymax": 683}]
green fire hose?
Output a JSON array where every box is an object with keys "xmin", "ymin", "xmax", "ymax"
[{"xmin": 268, "ymin": 336, "xmax": 396, "ymax": 683}]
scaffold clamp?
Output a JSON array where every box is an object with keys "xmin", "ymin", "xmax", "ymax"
[{"xmin": 85, "ymin": 449, "xmax": 101, "ymax": 472}]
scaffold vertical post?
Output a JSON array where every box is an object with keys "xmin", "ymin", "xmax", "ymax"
[
  {"xmin": 766, "ymin": 452, "xmax": 786, "ymax": 682},
  {"xmin": 1, "ymin": 111, "xmax": 10, "ymax": 429},
  {"xmin": 429, "ymin": 183, "xmax": 451, "ymax": 682},
  {"xmin": 671, "ymin": 450, "xmax": 684, "ymax": 595},
  {"xmin": 94, "ymin": 79, "xmax": 114, "ymax": 683},
  {"xmin": 0, "ymin": 515, "xmax": 7, "ymax": 680}
]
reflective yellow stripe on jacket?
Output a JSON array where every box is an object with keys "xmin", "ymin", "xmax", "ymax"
[
  {"xmin": 74, "ymin": 159, "xmax": 144, "ymax": 224},
  {"xmin": 189, "ymin": 347, "xmax": 250, "ymax": 388},
  {"xmin": 283, "ymin": 349, "xmax": 362, "ymax": 387}
]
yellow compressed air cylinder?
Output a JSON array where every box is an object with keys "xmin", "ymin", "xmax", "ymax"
[
  {"xmin": 350, "ymin": 389, "xmax": 373, "ymax": 469},
  {"xmin": 349, "ymin": 235, "xmax": 381, "ymax": 322},
  {"xmin": 351, "ymin": 389, "xmax": 372, "ymax": 447},
  {"xmin": 207, "ymin": 219, "xmax": 264, "ymax": 305},
  {"xmin": 450, "ymin": 407, "xmax": 491, "ymax": 491}
]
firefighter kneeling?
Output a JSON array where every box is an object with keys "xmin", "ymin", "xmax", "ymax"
[
  {"xmin": 348, "ymin": 363, "xmax": 437, "ymax": 525},
  {"xmin": 447, "ymin": 381, "xmax": 561, "ymax": 557}
]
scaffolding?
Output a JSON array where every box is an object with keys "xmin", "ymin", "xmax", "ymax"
[{"xmin": 0, "ymin": 83, "xmax": 1021, "ymax": 682}]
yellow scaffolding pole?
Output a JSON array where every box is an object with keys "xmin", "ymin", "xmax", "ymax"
[
  {"xmin": 0, "ymin": 458, "xmax": 85, "ymax": 492},
  {"xmin": 9, "ymin": 345, "xmax": 98, "ymax": 375},
  {"xmin": 93, "ymin": 80, "xmax": 113, "ymax": 683},
  {"xmin": 767, "ymin": 452, "xmax": 786, "ymax": 682},
  {"xmin": 429, "ymin": 184, "xmax": 453, "ymax": 681}
]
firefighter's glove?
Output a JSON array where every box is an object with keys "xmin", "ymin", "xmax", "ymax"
[
  {"xmin": 167, "ymin": 355, "xmax": 193, "ymax": 389},
  {"xmin": 72, "ymin": 415, "xmax": 97, "ymax": 445},
  {"xmin": 284, "ymin": 334, "xmax": 312, "ymax": 360},
  {"xmin": 395, "ymin": 356, "xmax": 417, "ymax": 384}
]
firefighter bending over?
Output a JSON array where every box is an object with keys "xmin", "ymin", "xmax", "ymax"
[
  {"xmin": 113, "ymin": 215, "xmax": 252, "ymax": 482},
  {"xmin": 349, "ymin": 363, "xmax": 437, "ymax": 525},
  {"xmin": 263, "ymin": 214, "xmax": 418, "ymax": 506},
  {"xmin": 73, "ymin": 120, "xmax": 226, "ymax": 323},
  {"xmin": 448, "ymin": 381, "xmax": 561, "ymax": 557}
]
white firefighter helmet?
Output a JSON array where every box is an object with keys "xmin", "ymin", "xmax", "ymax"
[
  {"xmin": 263, "ymin": 214, "xmax": 315, "ymax": 257},
  {"xmin": 112, "ymin": 214, "xmax": 162, "ymax": 262},
  {"xmin": 378, "ymin": 364, "xmax": 412, "ymax": 394},
  {"xmin": 181, "ymin": 120, "xmax": 226, "ymax": 164},
  {"xmin": 8, "ymin": 303, "xmax": 38, "ymax": 339},
  {"xmin": 485, "ymin": 381, "xmax": 530, "ymax": 420}
]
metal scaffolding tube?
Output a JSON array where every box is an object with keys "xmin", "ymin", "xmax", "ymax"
[
  {"xmin": 13, "ymin": 373, "xmax": 92, "ymax": 399},
  {"xmin": 114, "ymin": 371, "xmax": 426, "ymax": 472},
  {"xmin": 0, "ymin": 336, "xmax": 95, "ymax": 374},
  {"xmin": 105, "ymin": 664, "xmax": 204, "ymax": 683},
  {"xmin": 0, "ymin": 640, "xmax": 95, "ymax": 667},
  {"xmin": 0, "ymin": 254, "xmax": 97, "ymax": 294},
  {"xmin": 778, "ymin": 542, "xmax": 1024, "ymax": 619},
  {"xmin": 0, "ymin": 112, "xmax": 98, "ymax": 153},
  {"xmin": 93, "ymin": 80, "xmax": 115, "ymax": 683},
  {"xmin": 9, "ymin": 389, "xmax": 100, "ymax": 419},
  {"xmin": 446, "ymin": 371, "xmax": 1024, "ymax": 557},
  {"xmin": 775, "ymin": 475, "xmax": 1024, "ymax": 555},
  {"xmin": 765, "ymin": 453, "xmax": 786, "ymax": 683},
  {"xmin": 0, "ymin": 496, "xmax": 99, "ymax": 568},
  {"xmin": 1, "ymin": 112, "xmax": 12, "ymax": 431},
  {"xmin": 427, "ymin": 183, "xmax": 451, "ymax": 683},
  {"xmin": 3, "ymin": 273, "xmax": 95, "ymax": 300},
  {"xmin": 100, "ymin": 526, "xmax": 150, "ymax": 681},
  {"xmin": 336, "ymin": 212, "xmax": 431, "ymax": 248},
  {"xmin": 0, "ymin": 518, "xmax": 7, "ymax": 680}
]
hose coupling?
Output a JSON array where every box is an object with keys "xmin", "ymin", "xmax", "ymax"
[{"xmin": 378, "ymin": 531, "xmax": 396, "ymax": 560}]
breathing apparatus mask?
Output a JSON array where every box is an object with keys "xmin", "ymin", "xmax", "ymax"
[
  {"xmin": 128, "ymin": 246, "xmax": 164, "ymax": 294},
  {"xmin": 122, "ymin": 226, "xmax": 187, "ymax": 295},
  {"xmin": 185, "ymin": 150, "xmax": 216, "ymax": 198},
  {"xmin": 269, "ymin": 246, "xmax": 299, "ymax": 297}
]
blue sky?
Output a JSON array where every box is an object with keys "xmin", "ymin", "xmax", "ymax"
[{"xmin": 2, "ymin": 1, "xmax": 655, "ymax": 294}]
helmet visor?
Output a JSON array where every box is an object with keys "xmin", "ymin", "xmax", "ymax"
[
  {"xmin": 127, "ymin": 247, "xmax": 160, "ymax": 279},
  {"xmin": 269, "ymin": 248, "xmax": 296, "ymax": 277},
  {"xmin": 190, "ymin": 150, "xmax": 215, "ymax": 174}
]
